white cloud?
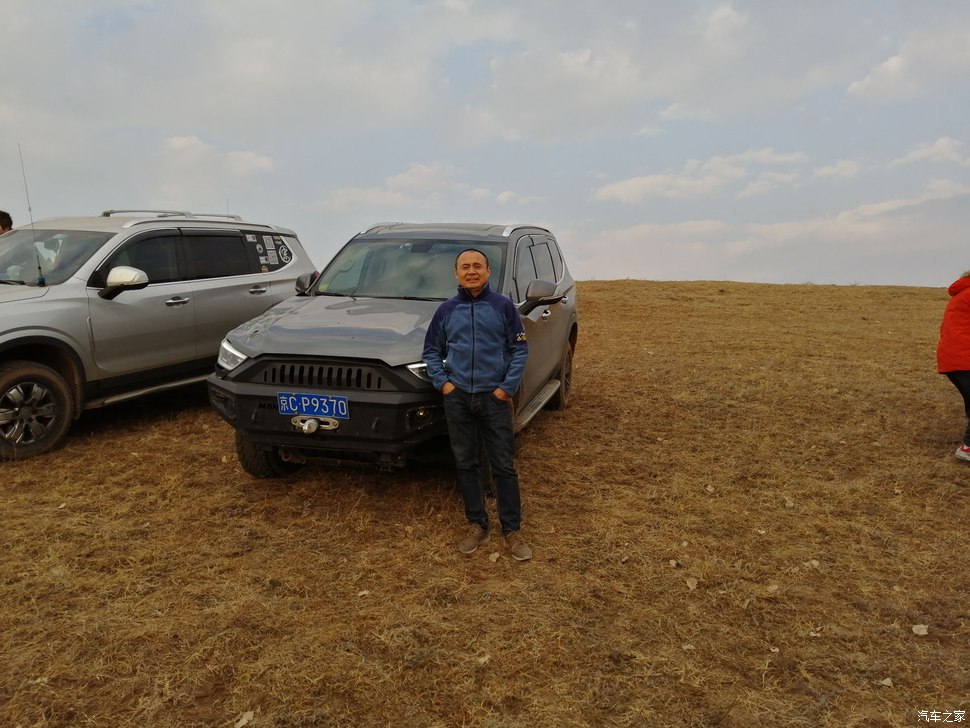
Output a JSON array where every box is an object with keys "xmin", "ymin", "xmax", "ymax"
[
  {"xmin": 460, "ymin": 47, "xmax": 648, "ymax": 142},
  {"xmin": 318, "ymin": 186, "xmax": 415, "ymax": 212},
  {"xmin": 572, "ymin": 180, "xmax": 970, "ymax": 283},
  {"xmin": 701, "ymin": 5, "xmax": 749, "ymax": 44},
  {"xmin": 317, "ymin": 163, "xmax": 460, "ymax": 212},
  {"xmin": 890, "ymin": 137, "xmax": 970, "ymax": 167},
  {"xmin": 316, "ymin": 163, "xmax": 529, "ymax": 212},
  {"xmin": 847, "ymin": 55, "xmax": 913, "ymax": 101},
  {"xmin": 227, "ymin": 151, "xmax": 275, "ymax": 176},
  {"xmin": 592, "ymin": 148, "xmax": 809, "ymax": 203},
  {"xmin": 815, "ymin": 160, "xmax": 862, "ymax": 179},
  {"xmin": 147, "ymin": 136, "xmax": 276, "ymax": 210},
  {"xmin": 660, "ymin": 103, "xmax": 712, "ymax": 122},
  {"xmin": 737, "ymin": 172, "xmax": 800, "ymax": 199},
  {"xmin": 847, "ymin": 24, "xmax": 970, "ymax": 102},
  {"xmin": 569, "ymin": 220, "xmax": 731, "ymax": 280},
  {"xmin": 158, "ymin": 137, "xmax": 274, "ymax": 178},
  {"xmin": 750, "ymin": 180, "xmax": 970, "ymax": 245},
  {"xmin": 386, "ymin": 163, "xmax": 463, "ymax": 194}
]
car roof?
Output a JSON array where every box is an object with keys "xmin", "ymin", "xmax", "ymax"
[
  {"xmin": 356, "ymin": 222, "xmax": 551, "ymax": 241},
  {"xmin": 19, "ymin": 210, "xmax": 295, "ymax": 235}
]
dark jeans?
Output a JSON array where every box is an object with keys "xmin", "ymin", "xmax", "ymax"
[
  {"xmin": 442, "ymin": 388, "xmax": 522, "ymax": 534},
  {"xmin": 946, "ymin": 371, "xmax": 970, "ymax": 445}
]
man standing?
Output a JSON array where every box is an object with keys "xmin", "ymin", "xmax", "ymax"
[
  {"xmin": 423, "ymin": 248, "xmax": 533, "ymax": 561},
  {"xmin": 0, "ymin": 211, "xmax": 12, "ymax": 233}
]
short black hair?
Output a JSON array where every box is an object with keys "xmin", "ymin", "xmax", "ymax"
[
  {"xmin": 454, "ymin": 248, "xmax": 490, "ymax": 269},
  {"xmin": 0, "ymin": 210, "xmax": 11, "ymax": 231}
]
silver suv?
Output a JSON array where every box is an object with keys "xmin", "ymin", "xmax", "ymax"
[
  {"xmin": 208, "ymin": 222, "xmax": 578, "ymax": 477},
  {"xmin": 0, "ymin": 209, "xmax": 316, "ymax": 459}
]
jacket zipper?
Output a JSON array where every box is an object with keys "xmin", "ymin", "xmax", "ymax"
[{"xmin": 469, "ymin": 295, "xmax": 476, "ymax": 392}]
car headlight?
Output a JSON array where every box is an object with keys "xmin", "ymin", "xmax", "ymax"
[
  {"xmin": 217, "ymin": 339, "xmax": 248, "ymax": 371},
  {"xmin": 406, "ymin": 362, "xmax": 431, "ymax": 383}
]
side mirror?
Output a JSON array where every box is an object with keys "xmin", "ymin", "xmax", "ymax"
[
  {"xmin": 518, "ymin": 279, "xmax": 564, "ymax": 316},
  {"xmin": 295, "ymin": 271, "xmax": 319, "ymax": 295},
  {"xmin": 99, "ymin": 265, "xmax": 149, "ymax": 300}
]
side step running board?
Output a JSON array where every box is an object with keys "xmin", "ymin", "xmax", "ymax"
[
  {"xmin": 514, "ymin": 380, "xmax": 560, "ymax": 432},
  {"xmin": 83, "ymin": 374, "xmax": 211, "ymax": 409}
]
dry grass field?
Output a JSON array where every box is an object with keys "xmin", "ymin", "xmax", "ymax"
[{"xmin": 2, "ymin": 280, "xmax": 967, "ymax": 727}]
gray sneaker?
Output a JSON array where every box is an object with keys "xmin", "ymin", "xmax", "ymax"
[
  {"xmin": 504, "ymin": 532, "xmax": 533, "ymax": 561},
  {"xmin": 458, "ymin": 525, "xmax": 490, "ymax": 554}
]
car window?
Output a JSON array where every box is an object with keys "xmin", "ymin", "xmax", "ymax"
[
  {"xmin": 514, "ymin": 242, "xmax": 538, "ymax": 301},
  {"xmin": 545, "ymin": 237, "xmax": 564, "ymax": 281},
  {"xmin": 0, "ymin": 229, "xmax": 113, "ymax": 286},
  {"xmin": 316, "ymin": 239, "xmax": 505, "ymax": 299},
  {"xmin": 101, "ymin": 234, "xmax": 180, "ymax": 284},
  {"xmin": 184, "ymin": 234, "xmax": 253, "ymax": 279},
  {"xmin": 532, "ymin": 243, "xmax": 556, "ymax": 283},
  {"xmin": 248, "ymin": 233, "xmax": 296, "ymax": 273}
]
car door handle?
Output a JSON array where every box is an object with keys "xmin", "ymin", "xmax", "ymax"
[
  {"xmin": 541, "ymin": 309, "xmax": 553, "ymax": 319},
  {"xmin": 560, "ymin": 295, "xmax": 569, "ymax": 305},
  {"xmin": 165, "ymin": 296, "xmax": 191, "ymax": 306},
  {"xmin": 249, "ymin": 285, "xmax": 268, "ymax": 295}
]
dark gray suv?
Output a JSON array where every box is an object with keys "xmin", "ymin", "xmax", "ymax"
[
  {"xmin": 0, "ymin": 209, "xmax": 316, "ymax": 459},
  {"xmin": 208, "ymin": 222, "xmax": 579, "ymax": 477}
]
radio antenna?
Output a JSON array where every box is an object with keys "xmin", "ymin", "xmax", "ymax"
[
  {"xmin": 18, "ymin": 142, "xmax": 45, "ymax": 286},
  {"xmin": 18, "ymin": 143, "xmax": 35, "ymax": 229}
]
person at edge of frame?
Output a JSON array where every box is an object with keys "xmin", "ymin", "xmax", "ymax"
[{"xmin": 938, "ymin": 268, "xmax": 970, "ymax": 462}]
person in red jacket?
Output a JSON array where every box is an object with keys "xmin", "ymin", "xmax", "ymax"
[{"xmin": 938, "ymin": 272, "xmax": 970, "ymax": 461}]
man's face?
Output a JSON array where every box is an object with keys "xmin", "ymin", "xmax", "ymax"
[{"xmin": 455, "ymin": 250, "xmax": 490, "ymax": 294}]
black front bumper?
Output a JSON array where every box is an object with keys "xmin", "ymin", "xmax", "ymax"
[{"xmin": 207, "ymin": 374, "xmax": 449, "ymax": 468}]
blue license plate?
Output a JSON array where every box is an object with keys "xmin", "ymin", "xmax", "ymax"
[{"xmin": 277, "ymin": 392, "xmax": 350, "ymax": 419}]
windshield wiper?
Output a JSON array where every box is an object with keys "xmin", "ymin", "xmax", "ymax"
[{"xmin": 0, "ymin": 279, "xmax": 26, "ymax": 285}]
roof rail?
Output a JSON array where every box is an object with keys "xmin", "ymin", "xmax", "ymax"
[
  {"xmin": 361, "ymin": 221, "xmax": 406, "ymax": 234},
  {"xmin": 184, "ymin": 212, "xmax": 245, "ymax": 221},
  {"xmin": 101, "ymin": 209, "xmax": 244, "ymax": 221},
  {"xmin": 102, "ymin": 209, "xmax": 188, "ymax": 217},
  {"xmin": 502, "ymin": 224, "xmax": 550, "ymax": 237}
]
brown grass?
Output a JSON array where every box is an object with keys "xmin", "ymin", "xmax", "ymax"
[{"xmin": 1, "ymin": 280, "xmax": 967, "ymax": 727}]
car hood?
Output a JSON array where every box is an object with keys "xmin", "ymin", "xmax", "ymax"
[
  {"xmin": 229, "ymin": 295, "xmax": 442, "ymax": 367},
  {"xmin": 0, "ymin": 284, "xmax": 50, "ymax": 303}
]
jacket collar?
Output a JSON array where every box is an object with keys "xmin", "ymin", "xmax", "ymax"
[{"xmin": 458, "ymin": 282, "xmax": 491, "ymax": 300}]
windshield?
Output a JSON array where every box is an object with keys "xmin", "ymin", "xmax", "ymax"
[
  {"xmin": 315, "ymin": 238, "xmax": 507, "ymax": 299},
  {"xmin": 0, "ymin": 229, "xmax": 113, "ymax": 286}
]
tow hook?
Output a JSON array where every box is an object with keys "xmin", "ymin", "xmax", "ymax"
[{"xmin": 290, "ymin": 415, "xmax": 340, "ymax": 433}]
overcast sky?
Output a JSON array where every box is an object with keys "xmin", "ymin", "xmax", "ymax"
[{"xmin": 2, "ymin": 1, "xmax": 969, "ymax": 286}]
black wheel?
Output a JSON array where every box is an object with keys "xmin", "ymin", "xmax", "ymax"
[
  {"xmin": 235, "ymin": 432, "xmax": 303, "ymax": 478},
  {"xmin": 0, "ymin": 361, "xmax": 74, "ymax": 460},
  {"xmin": 547, "ymin": 342, "xmax": 573, "ymax": 411}
]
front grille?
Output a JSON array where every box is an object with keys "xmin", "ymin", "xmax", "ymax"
[{"xmin": 256, "ymin": 362, "xmax": 389, "ymax": 390}]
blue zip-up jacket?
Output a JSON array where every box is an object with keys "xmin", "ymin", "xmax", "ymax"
[{"xmin": 423, "ymin": 283, "xmax": 528, "ymax": 396}]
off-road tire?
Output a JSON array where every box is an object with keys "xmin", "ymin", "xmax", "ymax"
[
  {"xmin": 235, "ymin": 432, "xmax": 303, "ymax": 478},
  {"xmin": 547, "ymin": 342, "xmax": 573, "ymax": 411},
  {"xmin": 0, "ymin": 360, "xmax": 74, "ymax": 460}
]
